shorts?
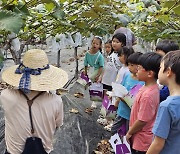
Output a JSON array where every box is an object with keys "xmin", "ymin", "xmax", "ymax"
[
  {"xmin": 132, "ymin": 149, "xmax": 146, "ymax": 154},
  {"xmin": 111, "ymin": 116, "xmax": 129, "ymax": 135}
]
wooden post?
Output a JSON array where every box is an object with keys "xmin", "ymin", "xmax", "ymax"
[
  {"xmin": 74, "ymin": 46, "xmax": 78, "ymax": 79},
  {"xmin": 57, "ymin": 49, "xmax": 61, "ymax": 68}
]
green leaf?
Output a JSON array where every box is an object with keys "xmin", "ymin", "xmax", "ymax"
[
  {"xmin": 52, "ymin": 9, "xmax": 65, "ymax": 20},
  {"xmin": 59, "ymin": 0, "xmax": 66, "ymax": 3},
  {"xmin": 161, "ymin": 28, "xmax": 179, "ymax": 35},
  {"xmin": 37, "ymin": 13, "xmax": 43, "ymax": 18},
  {"xmin": 93, "ymin": 6, "xmax": 105, "ymax": 13},
  {"xmin": 163, "ymin": 1, "xmax": 175, "ymax": 8},
  {"xmin": 68, "ymin": 0, "xmax": 73, "ymax": 3},
  {"xmin": 68, "ymin": 15, "xmax": 78, "ymax": 21},
  {"xmin": 82, "ymin": 10, "xmax": 99, "ymax": 19},
  {"xmin": 173, "ymin": 5, "xmax": 180, "ymax": 15},
  {"xmin": 44, "ymin": 3, "xmax": 55, "ymax": 12},
  {"xmin": 158, "ymin": 15, "xmax": 169, "ymax": 24},
  {"xmin": 41, "ymin": 0, "xmax": 53, "ymax": 3},
  {"xmin": 14, "ymin": 3, "xmax": 30, "ymax": 16},
  {"xmin": 41, "ymin": 0, "xmax": 59, "ymax": 7},
  {"xmin": 75, "ymin": 21, "xmax": 86, "ymax": 28},
  {"xmin": 24, "ymin": 26, "xmax": 28, "ymax": 33},
  {"xmin": 0, "ymin": 10, "xmax": 23, "ymax": 34}
]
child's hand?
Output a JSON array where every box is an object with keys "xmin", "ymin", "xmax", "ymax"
[
  {"xmin": 82, "ymin": 71, "xmax": 87, "ymax": 76},
  {"xmin": 114, "ymin": 99, "xmax": 120, "ymax": 107},
  {"xmin": 113, "ymin": 105, "xmax": 118, "ymax": 110},
  {"xmin": 114, "ymin": 103, "xmax": 118, "ymax": 109},
  {"xmin": 126, "ymin": 132, "xmax": 132, "ymax": 144},
  {"xmin": 95, "ymin": 75, "xmax": 100, "ymax": 82},
  {"xmin": 119, "ymin": 97, "xmax": 125, "ymax": 103},
  {"xmin": 97, "ymin": 76, "xmax": 102, "ymax": 83},
  {"xmin": 108, "ymin": 96, "xmax": 112, "ymax": 100}
]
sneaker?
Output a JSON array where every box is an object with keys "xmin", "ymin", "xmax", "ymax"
[
  {"xmin": 97, "ymin": 118, "xmax": 108, "ymax": 125},
  {"xmin": 104, "ymin": 123, "xmax": 113, "ymax": 131}
]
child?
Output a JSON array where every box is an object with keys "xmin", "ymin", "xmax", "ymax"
[
  {"xmin": 127, "ymin": 52, "xmax": 142, "ymax": 79},
  {"xmin": 101, "ymin": 33, "xmax": 126, "ymax": 91},
  {"xmin": 147, "ymin": 50, "xmax": 180, "ymax": 154},
  {"xmin": 111, "ymin": 52, "xmax": 144, "ymax": 135},
  {"xmin": 116, "ymin": 46, "xmax": 134, "ymax": 84},
  {"xmin": 0, "ymin": 49, "xmax": 68, "ymax": 153},
  {"xmin": 84, "ymin": 36, "xmax": 104, "ymax": 82},
  {"xmin": 126, "ymin": 52, "xmax": 162, "ymax": 154},
  {"xmin": 104, "ymin": 40, "xmax": 113, "ymax": 57},
  {"xmin": 155, "ymin": 40, "xmax": 179, "ymax": 102},
  {"xmin": 156, "ymin": 39, "xmax": 179, "ymax": 56},
  {"xmin": 114, "ymin": 26, "xmax": 136, "ymax": 47}
]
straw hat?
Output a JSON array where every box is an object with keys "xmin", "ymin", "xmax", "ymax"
[{"xmin": 2, "ymin": 49, "xmax": 68, "ymax": 91}]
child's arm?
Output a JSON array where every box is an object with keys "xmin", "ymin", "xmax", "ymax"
[
  {"xmin": 114, "ymin": 97, "xmax": 126, "ymax": 107},
  {"xmin": 126, "ymin": 120, "xmax": 146, "ymax": 142},
  {"xmin": 84, "ymin": 66, "xmax": 88, "ymax": 75},
  {"xmin": 114, "ymin": 97, "xmax": 121, "ymax": 108},
  {"xmin": 96, "ymin": 54, "xmax": 104, "ymax": 82},
  {"xmin": 146, "ymin": 136, "xmax": 165, "ymax": 154},
  {"xmin": 97, "ymin": 68, "xmax": 104, "ymax": 82},
  {"xmin": 95, "ymin": 66, "xmax": 103, "ymax": 81}
]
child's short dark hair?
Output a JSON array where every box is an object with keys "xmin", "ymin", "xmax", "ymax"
[
  {"xmin": 138, "ymin": 52, "xmax": 162, "ymax": 79},
  {"xmin": 105, "ymin": 39, "xmax": 112, "ymax": 44},
  {"xmin": 118, "ymin": 47, "xmax": 134, "ymax": 65},
  {"xmin": 156, "ymin": 40, "xmax": 179, "ymax": 54},
  {"xmin": 162, "ymin": 50, "xmax": 180, "ymax": 85},
  {"xmin": 112, "ymin": 33, "xmax": 126, "ymax": 47},
  {"xmin": 127, "ymin": 52, "xmax": 142, "ymax": 65}
]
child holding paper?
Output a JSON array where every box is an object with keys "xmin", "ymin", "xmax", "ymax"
[
  {"xmin": 116, "ymin": 46, "xmax": 134, "ymax": 84},
  {"xmin": 126, "ymin": 52, "xmax": 162, "ymax": 154},
  {"xmin": 84, "ymin": 36, "xmax": 104, "ymax": 82},
  {"xmin": 111, "ymin": 52, "xmax": 144, "ymax": 135},
  {"xmin": 101, "ymin": 33, "xmax": 126, "ymax": 91}
]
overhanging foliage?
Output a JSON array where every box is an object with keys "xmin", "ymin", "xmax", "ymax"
[{"xmin": 0, "ymin": 0, "xmax": 179, "ymax": 43}]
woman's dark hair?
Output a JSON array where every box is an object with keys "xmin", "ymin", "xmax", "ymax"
[
  {"xmin": 118, "ymin": 47, "xmax": 134, "ymax": 65},
  {"xmin": 138, "ymin": 52, "xmax": 162, "ymax": 79},
  {"xmin": 156, "ymin": 40, "xmax": 179, "ymax": 54},
  {"xmin": 92, "ymin": 36, "xmax": 103, "ymax": 53},
  {"xmin": 112, "ymin": 33, "xmax": 126, "ymax": 47},
  {"xmin": 127, "ymin": 52, "xmax": 142, "ymax": 65},
  {"xmin": 162, "ymin": 50, "xmax": 180, "ymax": 85},
  {"xmin": 105, "ymin": 39, "xmax": 114, "ymax": 55}
]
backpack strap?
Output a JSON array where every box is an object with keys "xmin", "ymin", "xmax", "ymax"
[
  {"xmin": 94, "ymin": 52, "xmax": 100, "ymax": 65},
  {"xmin": 19, "ymin": 90, "xmax": 45, "ymax": 135}
]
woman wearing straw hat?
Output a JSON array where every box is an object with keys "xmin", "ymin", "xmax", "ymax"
[{"xmin": 0, "ymin": 49, "xmax": 68, "ymax": 154}]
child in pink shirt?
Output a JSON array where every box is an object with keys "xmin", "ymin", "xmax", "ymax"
[{"xmin": 126, "ymin": 52, "xmax": 162, "ymax": 154}]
